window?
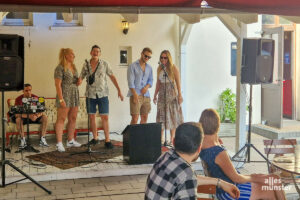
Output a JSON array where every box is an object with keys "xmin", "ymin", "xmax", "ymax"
[
  {"xmin": 262, "ymin": 15, "xmax": 275, "ymax": 25},
  {"xmin": 54, "ymin": 13, "xmax": 82, "ymax": 27},
  {"xmin": 2, "ymin": 12, "xmax": 32, "ymax": 26},
  {"xmin": 262, "ymin": 14, "xmax": 294, "ymax": 30}
]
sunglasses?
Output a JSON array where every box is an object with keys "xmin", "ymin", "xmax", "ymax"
[
  {"xmin": 160, "ymin": 56, "xmax": 168, "ymax": 60},
  {"xmin": 143, "ymin": 54, "xmax": 152, "ymax": 59}
]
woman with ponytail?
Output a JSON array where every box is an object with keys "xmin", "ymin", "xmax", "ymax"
[
  {"xmin": 54, "ymin": 48, "xmax": 81, "ymax": 152},
  {"xmin": 153, "ymin": 50, "xmax": 184, "ymax": 145}
]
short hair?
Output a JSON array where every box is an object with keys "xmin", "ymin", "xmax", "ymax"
[
  {"xmin": 24, "ymin": 83, "xmax": 32, "ymax": 89},
  {"xmin": 142, "ymin": 47, "xmax": 152, "ymax": 54},
  {"xmin": 174, "ymin": 122, "xmax": 203, "ymax": 154},
  {"xmin": 91, "ymin": 45, "xmax": 101, "ymax": 52},
  {"xmin": 199, "ymin": 109, "xmax": 220, "ymax": 135}
]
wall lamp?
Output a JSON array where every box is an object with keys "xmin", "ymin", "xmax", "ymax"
[{"xmin": 122, "ymin": 20, "xmax": 129, "ymax": 34}]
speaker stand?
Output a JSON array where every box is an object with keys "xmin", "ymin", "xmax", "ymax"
[
  {"xmin": 231, "ymin": 85, "xmax": 269, "ymax": 163},
  {"xmin": 1, "ymin": 90, "xmax": 51, "ymax": 194}
]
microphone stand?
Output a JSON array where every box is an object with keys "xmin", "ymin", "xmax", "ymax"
[
  {"xmin": 16, "ymin": 100, "xmax": 40, "ymax": 153},
  {"xmin": 160, "ymin": 63, "xmax": 176, "ymax": 147},
  {"xmin": 71, "ymin": 61, "xmax": 103, "ymax": 156}
]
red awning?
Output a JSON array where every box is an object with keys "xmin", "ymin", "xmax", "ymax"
[
  {"xmin": 0, "ymin": 0, "xmax": 300, "ymax": 16},
  {"xmin": 207, "ymin": 0, "xmax": 300, "ymax": 16}
]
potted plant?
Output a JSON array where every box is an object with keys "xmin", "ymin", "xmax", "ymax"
[{"xmin": 217, "ymin": 88, "xmax": 236, "ymax": 123}]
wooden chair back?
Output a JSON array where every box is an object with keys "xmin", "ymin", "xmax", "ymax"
[
  {"xmin": 264, "ymin": 139, "xmax": 296, "ymax": 157},
  {"xmin": 197, "ymin": 185, "xmax": 216, "ymax": 200},
  {"xmin": 263, "ymin": 139, "xmax": 297, "ymax": 175},
  {"xmin": 197, "ymin": 160, "xmax": 216, "ymax": 200}
]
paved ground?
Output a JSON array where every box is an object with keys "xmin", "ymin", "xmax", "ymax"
[
  {"xmin": 0, "ymin": 175, "xmax": 147, "ymax": 200},
  {"xmin": 1, "ymin": 133, "xmax": 299, "ymax": 199}
]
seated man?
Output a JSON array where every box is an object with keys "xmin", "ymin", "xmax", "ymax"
[
  {"xmin": 12, "ymin": 83, "xmax": 48, "ymax": 148},
  {"xmin": 145, "ymin": 122, "xmax": 240, "ymax": 199}
]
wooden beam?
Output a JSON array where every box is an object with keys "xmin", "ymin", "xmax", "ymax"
[
  {"xmin": 0, "ymin": 5, "xmax": 250, "ymax": 14},
  {"xmin": 235, "ymin": 21, "xmax": 247, "ymax": 153},
  {"xmin": 217, "ymin": 14, "xmax": 241, "ymax": 39},
  {"xmin": 177, "ymin": 14, "xmax": 200, "ymax": 24},
  {"xmin": 179, "ymin": 22, "xmax": 192, "ymax": 46},
  {"xmin": 0, "ymin": 12, "xmax": 8, "ymax": 23},
  {"xmin": 121, "ymin": 14, "xmax": 138, "ymax": 23},
  {"xmin": 280, "ymin": 16, "xmax": 300, "ymax": 23},
  {"xmin": 230, "ymin": 14, "xmax": 258, "ymax": 24}
]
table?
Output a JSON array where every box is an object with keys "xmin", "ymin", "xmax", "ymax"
[{"xmin": 272, "ymin": 155, "xmax": 300, "ymax": 196}]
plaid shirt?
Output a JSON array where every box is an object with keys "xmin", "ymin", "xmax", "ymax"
[{"xmin": 145, "ymin": 149, "xmax": 197, "ymax": 200}]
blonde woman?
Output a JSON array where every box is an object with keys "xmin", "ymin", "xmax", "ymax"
[
  {"xmin": 54, "ymin": 48, "xmax": 81, "ymax": 152},
  {"xmin": 153, "ymin": 50, "xmax": 183, "ymax": 144}
]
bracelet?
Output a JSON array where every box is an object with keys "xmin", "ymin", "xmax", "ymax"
[{"xmin": 217, "ymin": 178, "xmax": 221, "ymax": 189}]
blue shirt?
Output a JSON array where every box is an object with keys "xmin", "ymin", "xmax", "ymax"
[{"xmin": 127, "ymin": 60, "xmax": 153, "ymax": 97}]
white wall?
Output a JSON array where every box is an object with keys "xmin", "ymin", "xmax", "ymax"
[
  {"xmin": 184, "ymin": 16, "xmax": 262, "ymax": 124},
  {"xmin": 184, "ymin": 17, "xmax": 237, "ymax": 122},
  {"xmin": 0, "ymin": 13, "xmax": 178, "ymax": 132},
  {"xmin": 296, "ymin": 24, "xmax": 300, "ymax": 120}
]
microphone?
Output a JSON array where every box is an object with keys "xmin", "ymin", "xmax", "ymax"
[{"xmin": 158, "ymin": 61, "xmax": 165, "ymax": 69}]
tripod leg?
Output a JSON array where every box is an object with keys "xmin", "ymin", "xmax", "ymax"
[
  {"xmin": 249, "ymin": 144, "xmax": 269, "ymax": 162},
  {"xmin": 4, "ymin": 161, "xmax": 51, "ymax": 194},
  {"xmin": 231, "ymin": 144, "xmax": 248, "ymax": 160}
]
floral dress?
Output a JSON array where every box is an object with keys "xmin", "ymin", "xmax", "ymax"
[
  {"xmin": 156, "ymin": 71, "xmax": 183, "ymax": 130},
  {"xmin": 54, "ymin": 65, "xmax": 79, "ymax": 108}
]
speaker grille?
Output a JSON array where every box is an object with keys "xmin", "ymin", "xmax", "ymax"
[{"xmin": 0, "ymin": 56, "xmax": 24, "ymax": 90}]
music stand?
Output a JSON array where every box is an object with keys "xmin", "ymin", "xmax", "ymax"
[
  {"xmin": 231, "ymin": 85, "xmax": 269, "ymax": 163},
  {"xmin": 1, "ymin": 90, "xmax": 51, "ymax": 194}
]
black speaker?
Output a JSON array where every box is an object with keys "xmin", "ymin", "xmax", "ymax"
[
  {"xmin": 241, "ymin": 38, "xmax": 274, "ymax": 84},
  {"xmin": 123, "ymin": 123, "xmax": 161, "ymax": 164},
  {"xmin": 0, "ymin": 34, "xmax": 24, "ymax": 91}
]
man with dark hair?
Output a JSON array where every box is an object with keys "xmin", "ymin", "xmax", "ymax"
[
  {"xmin": 127, "ymin": 47, "xmax": 153, "ymax": 124},
  {"xmin": 78, "ymin": 45, "xmax": 124, "ymax": 149},
  {"xmin": 145, "ymin": 122, "xmax": 240, "ymax": 199},
  {"xmin": 13, "ymin": 83, "xmax": 48, "ymax": 148}
]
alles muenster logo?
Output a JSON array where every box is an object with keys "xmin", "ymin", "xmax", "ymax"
[{"xmin": 262, "ymin": 177, "xmax": 290, "ymax": 191}]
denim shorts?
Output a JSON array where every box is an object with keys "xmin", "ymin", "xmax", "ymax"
[{"xmin": 86, "ymin": 96, "xmax": 109, "ymax": 115}]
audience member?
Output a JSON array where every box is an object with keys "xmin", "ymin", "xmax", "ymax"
[
  {"xmin": 199, "ymin": 109, "xmax": 286, "ymax": 200},
  {"xmin": 145, "ymin": 122, "xmax": 240, "ymax": 199}
]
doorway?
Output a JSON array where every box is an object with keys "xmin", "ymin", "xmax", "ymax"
[{"xmin": 283, "ymin": 31, "xmax": 293, "ymax": 119}]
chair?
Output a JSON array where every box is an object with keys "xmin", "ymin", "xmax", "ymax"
[
  {"xmin": 263, "ymin": 139, "xmax": 296, "ymax": 175},
  {"xmin": 197, "ymin": 160, "xmax": 216, "ymax": 200},
  {"xmin": 263, "ymin": 139, "xmax": 300, "ymax": 195},
  {"xmin": 197, "ymin": 184, "xmax": 216, "ymax": 200}
]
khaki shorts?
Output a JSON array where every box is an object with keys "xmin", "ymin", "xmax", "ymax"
[{"xmin": 130, "ymin": 95, "xmax": 151, "ymax": 115}]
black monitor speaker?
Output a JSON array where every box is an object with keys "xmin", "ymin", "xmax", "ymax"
[
  {"xmin": 0, "ymin": 34, "xmax": 24, "ymax": 91},
  {"xmin": 123, "ymin": 123, "xmax": 161, "ymax": 164},
  {"xmin": 241, "ymin": 38, "xmax": 274, "ymax": 84}
]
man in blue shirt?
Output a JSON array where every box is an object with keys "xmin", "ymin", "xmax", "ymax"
[{"xmin": 127, "ymin": 47, "xmax": 153, "ymax": 124}]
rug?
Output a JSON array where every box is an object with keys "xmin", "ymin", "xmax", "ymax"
[{"xmin": 26, "ymin": 140, "xmax": 123, "ymax": 170}]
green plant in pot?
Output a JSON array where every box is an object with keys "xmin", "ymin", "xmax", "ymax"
[{"xmin": 217, "ymin": 88, "xmax": 236, "ymax": 123}]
